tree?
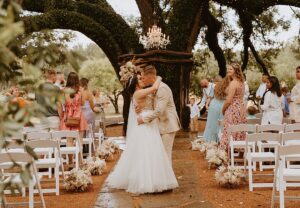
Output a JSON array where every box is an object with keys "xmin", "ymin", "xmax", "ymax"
[{"xmin": 79, "ymin": 59, "xmax": 123, "ymax": 114}]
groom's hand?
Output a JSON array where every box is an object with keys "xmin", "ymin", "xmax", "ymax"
[{"xmin": 137, "ymin": 116, "xmax": 144, "ymax": 125}]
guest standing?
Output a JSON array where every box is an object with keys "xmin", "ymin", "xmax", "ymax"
[
  {"xmin": 59, "ymin": 72, "xmax": 88, "ymax": 165},
  {"xmin": 260, "ymin": 76, "xmax": 283, "ymax": 125},
  {"xmin": 289, "ymin": 66, "xmax": 300, "ymax": 123},
  {"xmin": 219, "ymin": 63, "xmax": 246, "ymax": 152},
  {"xmin": 189, "ymin": 97, "xmax": 199, "ymax": 138},
  {"xmin": 256, "ymin": 73, "xmax": 269, "ymax": 101},
  {"xmin": 203, "ymin": 76, "xmax": 230, "ymax": 143},
  {"xmin": 80, "ymin": 78, "xmax": 96, "ymax": 127},
  {"xmin": 199, "ymin": 78, "xmax": 214, "ymax": 116}
]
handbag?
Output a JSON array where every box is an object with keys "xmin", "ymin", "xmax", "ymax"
[{"xmin": 65, "ymin": 116, "xmax": 80, "ymax": 127}]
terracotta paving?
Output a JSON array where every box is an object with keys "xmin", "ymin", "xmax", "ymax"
[{"xmin": 94, "ymin": 132, "xmax": 212, "ymax": 208}]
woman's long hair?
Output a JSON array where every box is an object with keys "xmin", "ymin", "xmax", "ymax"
[
  {"xmin": 268, "ymin": 76, "xmax": 282, "ymax": 97},
  {"xmin": 230, "ymin": 63, "xmax": 244, "ymax": 83},
  {"xmin": 80, "ymin": 77, "xmax": 89, "ymax": 90},
  {"xmin": 214, "ymin": 76, "xmax": 231, "ymax": 99},
  {"xmin": 66, "ymin": 72, "xmax": 80, "ymax": 98}
]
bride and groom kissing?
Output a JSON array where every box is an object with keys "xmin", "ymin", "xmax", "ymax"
[{"xmin": 108, "ymin": 65, "xmax": 181, "ymax": 194}]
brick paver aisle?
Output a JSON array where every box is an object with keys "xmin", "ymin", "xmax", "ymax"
[{"xmin": 94, "ymin": 132, "xmax": 212, "ymax": 208}]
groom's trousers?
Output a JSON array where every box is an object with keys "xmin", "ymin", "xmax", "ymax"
[{"xmin": 161, "ymin": 132, "xmax": 176, "ymax": 163}]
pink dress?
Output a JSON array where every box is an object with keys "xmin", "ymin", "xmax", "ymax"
[
  {"xmin": 219, "ymin": 82, "xmax": 246, "ymax": 152},
  {"xmin": 60, "ymin": 91, "xmax": 88, "ymax": 131}
]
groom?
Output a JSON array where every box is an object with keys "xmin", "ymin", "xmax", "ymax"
[{"xmin": 137, "ymin": 65, "xmax": 181, "ymax": 162}]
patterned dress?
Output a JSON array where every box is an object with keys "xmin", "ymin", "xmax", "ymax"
[{"xmin": 219, "ymin": 82, "xmax": 246, "ymax": 152}]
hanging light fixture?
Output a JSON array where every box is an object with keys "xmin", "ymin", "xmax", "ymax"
[{"xmin": 139, "ymin": 24, "xmax": 170, "ymax": 50}]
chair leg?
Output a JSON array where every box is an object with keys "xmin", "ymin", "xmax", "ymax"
[
  {"xmin": 89, "ymin": 142, "xmax": 92, "ymax": 158},
  {"xmin": 75, "ymin": 153, "xmax": 79, "ymax": 170},
  {"xmin": 279, "ymin": 179, "xmax": 285, "ymax": 208},
  {"xmin": 55, "ymin": 165, "xmax": 59, "ymax": 196},
  {"xmin": 230, "ymin": 144, "xmax": 234, "ymax": 167},
  {"xmin": 259, "ymin": 145, "xmax": 263, "ymax": 171},
  {"xmin": 29, "ymin": 180, "xmax": 34, "ymax": 208},
  {"xmin": 248, "ymin": 158, "xmax": 253, "ymax": 191},
  {"xmin": 33, "ymin": 167, "xmax": 46, "ymax": 208}
]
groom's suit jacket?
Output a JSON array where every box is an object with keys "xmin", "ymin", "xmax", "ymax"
[{"xmin": 142, "ymin": 82, "xmax": 181, "ymax": 134}]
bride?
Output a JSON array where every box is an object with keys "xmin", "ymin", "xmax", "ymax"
[{"xmin": 107, "ymin": 75, "xmax": 178, "ymax": 194}]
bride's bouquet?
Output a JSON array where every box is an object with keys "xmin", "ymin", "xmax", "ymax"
[{"xmin": 215, "ymin": 165, "xmax": 246, "ymax": 188}]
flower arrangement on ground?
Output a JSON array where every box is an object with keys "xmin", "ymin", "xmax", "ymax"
[
  {"xmin": 191, "ymin": 138, "xmax": 205, "ymax": 151},
  {"xmin": 82, "ymin": 156, "xmax": 106, "ymax": 175},
  {"xmin": 215, "ymin": 165, "xmax": 246, "ymax": 188},
  {"xmin": 95, "ymin": 139, "xmax": 120, "ymax": 161},
  {"xmin": 64, "ymin": 169, "xmax": 93, "ymax": 192},
  {"xmin": 205, "ymin": 148, "xmax": 228, "ymax": 169}
]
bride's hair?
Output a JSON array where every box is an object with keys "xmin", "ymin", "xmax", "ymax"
[{"xmin": 126, "ymin": 75, "xmax": 138, "ymax": 96}]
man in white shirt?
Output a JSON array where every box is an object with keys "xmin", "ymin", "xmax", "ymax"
[
  {"xmin": 199, "ymin": 79, "xmax": 214, "ymax": 113},
  {"xmin": 256, "ymin": 73, "xmax": 269, "ymax": 100}
]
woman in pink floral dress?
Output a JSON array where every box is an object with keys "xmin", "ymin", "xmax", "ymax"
[{"xmin": 219, "ymin": 63, "xmax": 246, "ymax": 152}]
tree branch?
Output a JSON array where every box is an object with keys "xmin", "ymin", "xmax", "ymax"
[{"xmin": 249, "ymin": 40, "xmax": 270, "ymax": 76}]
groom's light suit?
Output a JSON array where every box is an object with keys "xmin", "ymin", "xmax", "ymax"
[{"xmin": 142, "ymin": 82, "xmax": 181, "ymax": 162}]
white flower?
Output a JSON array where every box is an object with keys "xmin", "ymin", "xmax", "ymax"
[
  {"xmin": 215, "ymin": 166, "xmax": 246, "ymax": 188},
  {"xmin": 64, "ymin": 169, "xmax": 92, "ymax": 192}
]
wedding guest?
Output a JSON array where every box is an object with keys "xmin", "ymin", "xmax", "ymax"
[
  {"xmin": 244, "ymin": 74, "xmax": 250, "ymax": 109},
  {"xmin": 54, "ymin": 71, "xmax": 65, "ymax": 90},
  {"xmin": 59, "ymin": 72, "xmax": 88, "ymax": 165},
  {"xmin": 289, "ymin": 66, "xmax": 300, "ymax": 123},
  {"xmin": 80, "ymin": 78, "xmax": 96, "ymax": 127},
  {"xmin": 189, "ymin": 97, "xmax": 199, "ymax": 137},
  {"xmin": 35, "ymin": 69, "xmax": 61, "ymax": 131},
  {"xmin": 260, "ymin": 76, "xmax": 283, "ymax": 125},
  {"xmin": 93, "ymin": 89, "xmax": 109, "ymax": 126},
  {"xmin": 281, "ymin": 86, "xmax": 290, "ymax": 116},
  {"xmin": 220, "ymin": 63, "xmax": 246, "ymax": 152},
  {"xmin": 256, "ymin": 73, "xmax": 269, "ymax": 101},
  {"xmin": 199, "ymin": 78, "xmax": 214, "ymax": 116},
  {"xmin": 203, "ymin": 76, "xmax": 230, "ymax": 143},
  {"xmin": 247, "ymin": 106, "xmax": 257, "ymax": 119}
]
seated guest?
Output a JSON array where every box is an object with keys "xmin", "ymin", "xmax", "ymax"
[
  {"xmin": 260, "ymin": 76, "xmax": 284, "ymax": 125},
  {"xmin": 246, "ymin": 106, "xmax": 257, "ymax": 119}
]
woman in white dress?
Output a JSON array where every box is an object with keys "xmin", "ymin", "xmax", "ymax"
[
  {"xmin": 107, "ymin": 75, "xmax": 178, "ymax": 194},
  {"xmin": 260, "ymin": 76, "xmax": 284, "ymax": 125}
]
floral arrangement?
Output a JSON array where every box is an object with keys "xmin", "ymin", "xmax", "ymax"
[
  {"xmin": 95, "ymin": 139, "xmax": 120, "ymax": 161},
  {"xmin": 119, "ymin": 61, "xmax": 141, "ymax": 86},
  {"xmin": 82, "ymin": 156, "xmax": 106, "ymax": 175},
  {"xmin": 191, "ymin": 138, "xmax": 205, "ymax": 151},
  {"xmin": 205, "ymin": 148, "xmax": 228, "ymax": 169},
  {"xmin": 64, "ymin": 169, "xmax": 93, "ymax": 192},
  {"xmin": 215, "ymin": 166, "xmax": 246, "ymax": 188},
  {"xmin": 199, "ymin": 141, "xmax": 217, "ymax": 153}
]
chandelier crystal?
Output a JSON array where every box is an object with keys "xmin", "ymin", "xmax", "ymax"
[{"xmin": 139, "ymin": 24, "xmax": 170, "ymax": 50}]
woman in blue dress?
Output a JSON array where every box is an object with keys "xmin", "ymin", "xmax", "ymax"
[{"xmin": 203, "ymin": 76, "xmax": 230, "ymax": 142}]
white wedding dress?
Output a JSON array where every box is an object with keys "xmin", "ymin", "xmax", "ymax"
[{"xmin": 107, "ymin": 96, "xmax": 178, "ymax": 194}]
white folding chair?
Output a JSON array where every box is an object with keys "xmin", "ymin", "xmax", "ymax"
[
  {"xmin": 245, "ymin": 132, "xmax": 281, "ymax": 191},
  {"xmin": 257, "ymin": 124, "xmax": 285, "ymax": 171},
  {"xmin": 229, "ymin": 124, "xmax": 257, "ymax": 169},
  {"xmin": 95, "ymin": 128, "xmax": 105, "ymax": 149},
  {"xmin": 0, "ymin": 152, "xmax": 46, "ymax": 208},
  {"xmin": 271, "ymin": 144, "xmax": 300, "ymax": 208},
  {"xmin": 27, "ymin": 139, "xmax": 65, "ymax": 195},
  {"xmin": 284, "ymin": 124, "xmax": 300, "ymax": 169},
  {"xmin": 51, "ymin": 130, "xmax": 82, "ymax": 170},
  {"xmin": 255, "ymin": 113, "xmax": 263, "ymax": 119},
  {"xmin": 82, "ymin": 124, "xmax": 95, "ymax": 157},
  {"xmin": 285, "ymin": 123, "xmax": 300, "ymax": 132},
  {"xmin": 281, "ymin": 132, "xmax": 300, "ymax": 173},
  {"xmin": 26, "ymin": 131, "xmax": 54, "ymax": 178}
]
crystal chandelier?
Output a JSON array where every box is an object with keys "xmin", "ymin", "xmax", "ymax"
[{"xmin": 139, "ymin": 24, "xmax": 170, "ymax": 50}]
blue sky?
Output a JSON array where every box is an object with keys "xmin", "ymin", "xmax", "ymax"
[{"xmin": 74, "ymin": 0, "xmax": 300, "ymax": 50}]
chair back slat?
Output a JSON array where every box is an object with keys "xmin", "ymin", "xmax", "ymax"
[
  {"xmin": 257, "ymin": 124, "xmax": 284, "ymax": 132},
  {"xmin": 279, "ymin": 145, "xmax": 300, "ymax": 156},
  {"xmin": 281, "ymin": 132, "xmax": 300, "ymax": 144},
  {"xmin": 246, "ymin": 118, "xmax": 261, "ymax": 125},
  {"xmin": 26, "ymin": 139, "xmax": 59, "ymax": 149},
  {"xmin": 51, "ymin": 130, "xmax": 80, "ymax": 139},
  {"xmin": 26, "ymin": 132, "xmax": 51, "ymax": 141},
  {"xmin": 229, "ymin": 124, "xmax": 256, "ymax": 134},
  {"xmin": 285, "ymin": 123, "xmax": 300, "ymax": 132},
  {"xmin": 0, "ymin": 152, "xmax": 33, "ymax": 164},
  {"xmin": 246, "ymin": 132, "xmax": 281, "ymax": 142}
]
